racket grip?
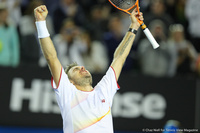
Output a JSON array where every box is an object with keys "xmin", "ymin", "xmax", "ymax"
[{"xmin": 143, "ymin": 28, "xmax": 159, "ymax": 49}]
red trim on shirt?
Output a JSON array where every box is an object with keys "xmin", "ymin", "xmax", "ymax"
[
  {"xmin": 110, "ymin": 66, "xmax": 120, "ymax": 89},
  {"xmin": 51, "ymin": 67, "xmax": 62, "ymax": 89}
]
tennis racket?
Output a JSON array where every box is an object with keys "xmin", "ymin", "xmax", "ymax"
[{"xmin": 108, "ymin": 0, "xmax": 159, "ymax": 49}]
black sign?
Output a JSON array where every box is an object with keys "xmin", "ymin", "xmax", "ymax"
[{"xmin": 0, "ymin": 67, "xmax": 197, "ymax": 132}]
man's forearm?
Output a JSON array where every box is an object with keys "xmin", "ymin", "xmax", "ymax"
[
  {"xmin": 39, "ymin": 37, "xmax": 57, "ymax": 62},
  {"xmin": 113, "ymin": 31, "xmax": 135, "ymax": 62}
]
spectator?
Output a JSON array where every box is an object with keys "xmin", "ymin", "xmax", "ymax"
[
  {"xmin": 88, "ymin": 5, "xmax": 110, "ymax": 41},
  {"xmin": 0, "ymin": 2, "xmax": 20, "ymax": 67},
  {"xmin": 140, "ymin": 0, "xmax": 151, "ymax": 12},
  {"xmin": 119, "ymin": 12, "xmax": 131, "ymax": 35},
  {"xmin": 185, "ymin": 0, "xmax": 200, "ymax": 52},
  {"xmin": 168, "ymin": 24, "xmax": 198, "ymax": 76},
  {"xmin": 53, "ymin": 18, "xmax": 87, "ymax": 67},
  {"xmin": 144, "ymin": 0, "xmax": 174, "ymax": 36},
  {"xmin": 135, "ymin": 0, "xmax": 174, "ymax": 49},
  {"xmin": 19, "ymin": 0, "xmax": 54, "ymax": 36},
  {"xmin": 76, "ymin": 0, "xmax": 96, "ymax": 13},
  {"xmin": 166, "ymin": 0, "xmax": 187, "ymax": 26},
  {"xmin": 0, "ymin": 0, "xmax": 22, "ymax": 27},
  {"xmin": 103, "ymin": 15, "xmax": 134, "ymax": 71},
  {"xmin": 80, "ymin": 31, "xmax": 109, "ymax": 74},
  {"xmin": 52, "ymin": 0, "xmax": 88, "ymax": 34},
  {"xmin": 20, "ymin": 31, "xmax": 41, "ymax": 67},
  {"xmin": 165, "ymin": 0, "xmax": 176, "ymax": 20},
  {"xmin": 19, "ymin": 0, "xmax": 54, "ymax": 66},
  {"xmin": 43, "ymin": 0, "xmax": 59, "ymax": 16},
  {"xmin": 174, "ymin": 0, "xmax": 187, "ymax": 26},
  {"xmin": 138, "ymin": 20, "xmax": 176, "ymax": 77}
]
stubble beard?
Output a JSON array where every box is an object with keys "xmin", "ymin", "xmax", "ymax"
[{"xmin": 73, "ymin": 75, "xmax": 93, "ymax": 86}]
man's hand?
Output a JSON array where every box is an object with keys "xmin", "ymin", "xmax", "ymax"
[
  {"xmin": 34, "ymin": 5, "xmax": 48, "ymax": 21},
  {"xmin": 129, "ymin": 8, "xmax": 144, "ymax": 29}
]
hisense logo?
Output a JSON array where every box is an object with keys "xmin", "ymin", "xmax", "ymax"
[
  {"xmin": 9, "ymin": 78, "xmax": 167, "ymax": 120},
  {"xmin": 9, "ymin": 78, "xmax": 60, "ymax": 114}
]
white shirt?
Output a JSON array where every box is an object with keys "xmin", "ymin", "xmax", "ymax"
[{"xmin": 51, "ymin": 67, "xmax": 120, "ymax": 133}]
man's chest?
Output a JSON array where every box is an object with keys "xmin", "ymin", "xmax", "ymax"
[
  {"xmin": 70, "ymin": 89, "xmax": 111, "ymax": 132},
  {"xmin": 71, "ymin": 89, "xmax": 110, "ymax": 115}
]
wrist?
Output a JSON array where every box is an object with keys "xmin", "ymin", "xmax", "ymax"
[
  {"xmin": 129, "ymin": 23, "xmax": 140, "ymax": 30},
  {"xmin": 35, "ymin": 19, "xmax": 45, "ymax": 22},
  {"xmin": 128, "ymin": 28, "xmax": 137, "ymax": 34},
  {"xmin": 35, "ymin": 20, "xmax": 50, "ymax": 38},
  {"xmin": 35, "ymin": 17, "xmax": 46, "ymax": 22}
]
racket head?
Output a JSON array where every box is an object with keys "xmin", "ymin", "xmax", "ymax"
[
  {"xmin": 108, "ymin": 0, "xmax": 139, "ymax": 14},
  {"xmin": 108, "ymin": 0, "xmax": 143, "ymax": 25}
]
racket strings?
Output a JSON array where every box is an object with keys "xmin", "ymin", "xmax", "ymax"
[{"xmin": 110, "ymin": 0, "xmax": 136, "ymax": 10}]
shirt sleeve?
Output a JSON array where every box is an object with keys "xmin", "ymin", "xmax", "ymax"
[
  {"xmin": 51, "ymin": 67, "xmax": 75, "ymax": 109},
  {"xmin": 96, "ymin": 66, "xmax": 120, "ymax": 106}
]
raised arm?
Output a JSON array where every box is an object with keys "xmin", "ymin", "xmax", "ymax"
[
  {"xmin": 34, "ymin": 5, "xmax": 61, "ymax": 86},
  {"xmin": 111, "ymin": 9, "xmax": 143, "ymax": 80}
]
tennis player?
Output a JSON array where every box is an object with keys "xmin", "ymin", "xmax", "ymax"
[{"xmin": 34, "ymin": 5, "xmax": 143, "ymax": 133}]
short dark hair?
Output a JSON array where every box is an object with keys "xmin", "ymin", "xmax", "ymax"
[{"xmin": 64, "ymin": 62, "xmax": 78, "ymax": 78}]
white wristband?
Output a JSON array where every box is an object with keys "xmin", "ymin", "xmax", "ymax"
[{"xmin": 35, "ymin": 21, "xmax": 50, "ymax": 38}]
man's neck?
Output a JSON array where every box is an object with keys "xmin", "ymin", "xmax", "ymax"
[{"xmin": 75, "ymin": 85, "xmax": 93, "ymax": 92}]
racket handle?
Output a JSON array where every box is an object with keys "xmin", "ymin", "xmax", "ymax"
[{"xmin": 143, "ymin": 28, "xmax": 160, "ymax": 49}]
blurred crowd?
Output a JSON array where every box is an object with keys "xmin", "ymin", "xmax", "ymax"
[{"xmin": 0, "ymin": 0, "xmax": 200, "ymax": 78}]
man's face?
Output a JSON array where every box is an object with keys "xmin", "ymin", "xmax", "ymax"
[
  {"xmin": 68, "ymin": 66, "xmax": 92, "ymax": 86},
  {"xmin": 61, "ymin": 21, "xmax": 78, "ymax": 41},
  {"xmin": 62, "ymin": 0, "xmax": 75, "ymax": 6},
  {"xmin": 173, "ymin": 31, "xmax": 184, "ymax": 42},
  {"xmin": 151, "ymin": 1, "xmax": 165, "ymax": 16},
  {"xmin": 0, "ymin": 9, "xmax": 8, "ymax": 23}
]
